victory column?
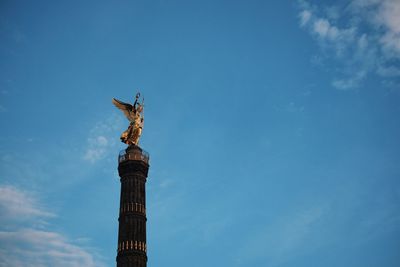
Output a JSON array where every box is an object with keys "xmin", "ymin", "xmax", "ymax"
[{"xmin": 113, "ymin": 93, "xmax": 150, "ymax": 267}]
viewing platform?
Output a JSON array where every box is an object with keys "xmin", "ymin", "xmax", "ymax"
[{"xmin": 118, "ymin": 146, "xmax": 150, "ymax": 164}]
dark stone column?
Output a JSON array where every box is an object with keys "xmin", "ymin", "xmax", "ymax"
[{"xmin": 116, "ymin": 145, "xmax": 149, "ymax": 267}]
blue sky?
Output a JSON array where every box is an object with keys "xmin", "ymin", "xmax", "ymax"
[{"xmin": 1, "ymin": 0, "xmax": 400, "ymax": 266}]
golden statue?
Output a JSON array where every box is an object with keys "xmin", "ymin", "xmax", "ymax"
[{"xmin": 112, "ymin": 93, "xmax": 144, "ymax": 146}]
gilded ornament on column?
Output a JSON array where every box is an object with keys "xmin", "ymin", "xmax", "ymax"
[{"xmin": 112, "ymin": 93, "xmax": 144, "ymax": 146}]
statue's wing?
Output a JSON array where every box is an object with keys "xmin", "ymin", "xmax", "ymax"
[{"xmin": 112, "ymin": 98, "xmax": 133, "ymax": 119}]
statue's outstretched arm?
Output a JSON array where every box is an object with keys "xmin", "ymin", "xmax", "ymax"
[{"xmin": 133, "ymin": 93, "xmax": 141, "ymax": 112}]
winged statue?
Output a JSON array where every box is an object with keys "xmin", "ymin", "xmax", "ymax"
[{"xmin": 112, "ymin": 93, "xmax": 144, "ymax": 146}]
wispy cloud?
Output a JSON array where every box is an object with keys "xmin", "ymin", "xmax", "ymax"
[
  {"xmin": 83, "ymin": 113, "xmax": 123, "ymax": 163},
  {"xmin": 298, "ymin": 0, "xmax": 400, "ymax": 90},
  {"xmin": 83, "ymin": 135, "xmax": 111, "ymax": 163},
  {"xmin": 0, "ymin": 185, "xmax": 105, "ymax": 267},
  {"xmin": 0, "ymin": 185, "xmax": 54, "ymax": 221},
  {"xmin": 0, "ymin": 229, "xmax": 103, "ymax": 267},
  {"xmin": 353, "ymin": 0, "xmax": 400, "ymax": 56}
]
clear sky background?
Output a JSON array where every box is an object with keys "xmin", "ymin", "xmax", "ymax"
[{"xmin": 1, "ymin": 0, "xmax": 400, "ymax": 266}]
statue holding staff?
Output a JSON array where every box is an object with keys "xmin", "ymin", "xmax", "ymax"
[{"xmin": 112, "ymin": 93, "xmax": 144, "ymax": 146}]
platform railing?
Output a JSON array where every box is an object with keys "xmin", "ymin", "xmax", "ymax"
[{"xmin": 118, "ymin": 147, "xmax": 149, "ymax": 164}]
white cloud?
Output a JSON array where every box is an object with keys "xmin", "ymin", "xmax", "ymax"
[
  {"xmin": 83, "ymin": 113, "xmax": 123, "ymax": 163},
  {"xmin": 83, "ymin": 135, "xmax": 110, "ymax": 163},
  {"xmin": 299, "ymin": 7, "xmax": 356, "ymax": 56},
  {"xmin": 332, "ymin": 71, "xmax": 367, "ymax": 90},
  {"xmin": 0, "ymin": 185, "xmax": 105, "ymax": 267},
  {"xmin": 351, "ymin": 0, "xmax": 400, "ymax": 56},
  {"xmin": 299, "ymin": 10, "xmax": 311, "ymax": 26},
  {"xmin": 377, "ymin": 0, "xmax": 400, "ymax": 56},
  {"xmin": 0, "ymin": 229, "xmax": 103, "ymax": 267},
  {"xmin": 298, "ymin": 0, "xmax": 400, "ymax": 90},
  {"xmin": 313, "ymin": 19, "xmax": 339, "ymax": 40},
  {"xmin": 0, "ymin": 185, "xmax": 54, "ymax": 220},
  {"xmin": 377, "ymin": 65, "xmax": 400, "ymax": 77}
]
